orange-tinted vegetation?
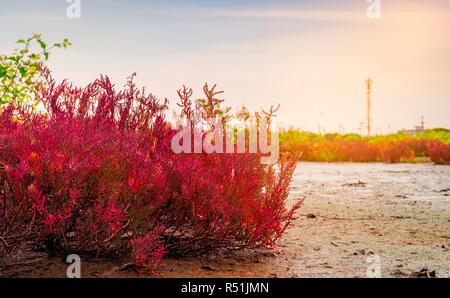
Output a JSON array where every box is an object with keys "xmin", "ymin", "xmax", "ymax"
[{"xmin": 280, "ymin": 129, "xmax": 450, "ymax": 164}]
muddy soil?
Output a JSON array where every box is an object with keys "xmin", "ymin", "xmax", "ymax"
[{"xmin": 1, "ymin": 162, "xmax": 449, "ymax": 278}]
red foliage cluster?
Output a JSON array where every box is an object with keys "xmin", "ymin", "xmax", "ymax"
[
  {"xmin": 131, "ymin": 224, "xmax": 167, "ymax": 275},
  {"xmin": 429, "ymin": 142, "xmax": 450, "ymax": 165},
  {"xmin": 0, "ymin": 71, "xmax": 302, "ymax": 273},
  {"xmin": 377, "ymin": 141, "xmax": 415, "ymax": 163}
]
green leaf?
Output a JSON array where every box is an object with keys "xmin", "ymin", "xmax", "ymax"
[
  {"xmin": 16, "ymin": 39, "xmax": 26, "ymax": 44},
  {"xmin": 39, "ymin": 40, "xmax": 46, "ymax": 50},
  {"xmin": 19, "ymin": 67, "xmax": 27, "ymax": 77},
  {"xmin": 44, "ymin": 52, "xmax": 49, "ymax": 60}
]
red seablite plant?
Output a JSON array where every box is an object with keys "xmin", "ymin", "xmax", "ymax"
[
  {"xmin": 131, "ymin": 224, "xmax": 168, "ymax": 275},
  {"xmin": 429, "ymin": 142, "xmax": 450, "ymax": 165},
  {"xmin": 280, "ymin": 130, "xmax": 448, "ymax": 164},
  {"xmin": 0, "ymin": 70, "xmax": 302, "ymax": 273},
  {"xmin": 377, "ymin": 141, "xmax": 415, "ymax": 163}
]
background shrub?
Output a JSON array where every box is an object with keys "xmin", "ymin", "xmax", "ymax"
[
  {"xmin": 429, "ymin": 142, "xmax": 450, "ymax": 165},
  {"xmin": 279, "ymin": 128, "xmax": 450, "ymax": 164}
]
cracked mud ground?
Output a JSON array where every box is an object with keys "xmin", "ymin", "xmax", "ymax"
[{"xmin": 1, "ymin": 162, "xmax": 449, "ymax": 278}]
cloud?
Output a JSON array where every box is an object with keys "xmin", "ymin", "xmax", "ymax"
[{"xmin": 210, "ymin": 9, "xmax": 368, "ymax": 23}]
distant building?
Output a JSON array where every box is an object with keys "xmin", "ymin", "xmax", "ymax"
[
  {"xmin": 400, "ymin": 126, "xmax": 425, "ymax": 136},
  {"xmin": 399, "ymin": 116, "xmax": 425, "ymax": 136}
]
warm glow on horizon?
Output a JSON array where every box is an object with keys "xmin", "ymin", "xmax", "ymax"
[{"xmin": 1, "ymin": 0, "xmax": 448, "ymax": 134}]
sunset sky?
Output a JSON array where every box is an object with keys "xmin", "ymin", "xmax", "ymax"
[{"xmin": 1, "ymin": 0, "xmax": 449, "ymax": 133}]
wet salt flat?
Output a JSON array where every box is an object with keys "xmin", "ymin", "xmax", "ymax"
[
  {"xmin": 290, "ymin": 162, "xmax": 450, "ymax": 206},
  {"xmin": 282, "ymin": 162, "xmax": 450, "ymax": 277}
]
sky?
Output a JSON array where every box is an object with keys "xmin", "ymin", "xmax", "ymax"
[{"xmin": 1, "ymin": 0, "xmax": 449, "ymax": 134}]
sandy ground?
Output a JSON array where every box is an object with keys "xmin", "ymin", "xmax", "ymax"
[{"xmin": 1, "ymin": 162, "xmax": 449, "ymax": 278}]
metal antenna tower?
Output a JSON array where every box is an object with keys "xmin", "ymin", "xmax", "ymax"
[{"xmin": 365, "ymin": 77, "xmax": 373, "ymax": 136}]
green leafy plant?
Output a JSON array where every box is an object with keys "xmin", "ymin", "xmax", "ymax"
[{"xmin": 0, "ymin": 33, "xmax": 71, "ymax": 107}]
